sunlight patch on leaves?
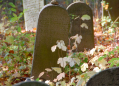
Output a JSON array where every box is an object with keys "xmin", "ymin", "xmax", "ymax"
[
  {"xmin": 98, "ymin": 59, "xmax": 108, "ymax": 69},
  {"xmin": 81, "ymin": 63, "xmax": 88, "ymax": 72},
  {"xmin": 6, "ymin": 36, "xmax": 14, "ymax": 44},
  {"xmin": 76, "ymin": 35, "xmax": 82, "ymax": 44},
  {"xmin": 89, "ymin": 56, "xmax": 99, "ymax": 65},
  {"xmin": 93, "ymin": 67, "xmax": 101, "ymax": 72}
]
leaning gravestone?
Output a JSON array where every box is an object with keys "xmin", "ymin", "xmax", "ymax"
[
  {"xmin": 67, "ymin": 1, "xmax": 94, "ymax": 51},
  {"xmin": 86, "ymin": 67, "xmax": 119, "ymax": 86},
  {"xmin": 23, "ymin": 0, "xmax": 44, "ymax": 31},
  {"xmin": 31, "ymin": 4, "xmax": 70, "ymax": 80}
]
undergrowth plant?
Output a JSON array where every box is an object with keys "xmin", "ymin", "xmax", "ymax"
[{"xmin": 0, "ymin": 1, "xmax": 35, "ymax": 85}]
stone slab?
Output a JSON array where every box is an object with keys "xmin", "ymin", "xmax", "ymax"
[
  {"xmin": 86, "ymin": 67, "xmax": 119, "ymax": 86},
  {"xmin": 67, "ymin": 1, "xmax": 94, "ymax": 51},
  {"xmin": 31, "ymin": 4, "xmax": 70, "ymax": 80}
]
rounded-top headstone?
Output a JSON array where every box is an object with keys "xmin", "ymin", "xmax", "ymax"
[
  {"xmin": 13, "ymin": 81, "xmax": 49, "ymax": 86},
  {"xmin": 86, "ymin": 67, "xmax": 119, "ymax": 86},
  {"xmin": 67, "ymin": 1, "xmax": 94, "ymax": 52},
  {"xmin": 31, "ymin": 4, "xmax": 70, "ymax": 80}
]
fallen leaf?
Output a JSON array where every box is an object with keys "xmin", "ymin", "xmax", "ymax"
[
  {"xmin": 81, "ymin": 23, "xmax": 88, "ymax": 29},
  {"xmin": 81, "ymin": 63, "xmax": 88, "ymax": 72},
  {"xmin": 45, "ymin": 68, "xmax": 52, "ymax": 72},
  {"xmin": 52, "ymin": 67, "xmax": 62, "ymax": 74},
  {"xmin": 81, "ymin": 14, "xmax": 91, "ymax": 21},
  {"xmin": 57, "ymin": 72, "xmax": 65, "ymax": 81},
  {"xmin": 38, "ymin": 72, "xmax": 44, "ymax": 78}
]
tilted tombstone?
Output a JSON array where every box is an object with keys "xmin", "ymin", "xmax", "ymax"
[
  {"xmin": 31, "ymin": 4, "xmax": 70, "ymax": 80},
  {"xmin": 86, "ymin": 67, "xmax": 119, "ymax": 86},
  {"xmin": 23, "ymin": 0, "xmax": 44, "ymax": 31},
  {"xmin": 67, "ymin": 1, "xmax": 94, "ymax": 52}
]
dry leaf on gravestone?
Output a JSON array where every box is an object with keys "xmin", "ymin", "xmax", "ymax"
[
  {"xmin": 76, "ymin": 35, "xmax": 82, "ymax": 44},
  {"xmin": 81, "ymin": 14, "xmax": 91, "ymax": 21},
  {"xmin": 38, "ymin": 72, "xmax": 44, "ymax": 78},
  {"xmin": 45, "ymin": 68, "xmax": 52, "ymax": 72},
  {"xmin": 72, "ymin": 42, "xmax": 77, "ymax": 50},
  {"xmin": 52, "ymin": 67, "xmax": 62, "ymax": 74},
  {"xmin": 51, "ymin": 45, "xmax": 57, "ymax": 52},
  {"xmin": 70, "ymin": 34, "xmax": 78, "ymax": 39},
  {"xmin": 57, "ymin": 72, "xmax": 65, "ymax": 81},
  {"xmin": 80, "ymin": 23, "xmax": 88, "ymax": 29}
]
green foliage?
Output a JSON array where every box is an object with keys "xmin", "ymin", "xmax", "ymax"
[{"xmin": 0, "ymin": 1, "xmax": 35, "ymax": 85}]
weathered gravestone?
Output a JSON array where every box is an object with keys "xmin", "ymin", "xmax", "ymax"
[
  {"xmin": 86, "ymin": 67, "xmax": 119, "ymax": 86},
  {"xmin": 67, "ymin": 1, "xmax": 94, "ymax": 51},
  {"xmin": 13, "ymin": 78, "xmax": 49, "ymax": 86},
  {"xmin": 44, "ymin": 0, "xmax": 73, "ymax": 8},
  {"xmin": 31, "ymin": 4, "xmax": 70, "ymax": 80},
  {"xmin": 104, "ymin": 0, "xmax": 119, "ymax": 26},
  {"xmin": 23, "ymin": 0, "xmax": 44, "ymax": 31}
]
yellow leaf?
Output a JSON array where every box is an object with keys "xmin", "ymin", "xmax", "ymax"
[{"xmin": 52, "ymin": 67, "xmax": 62, "ymax": 74}]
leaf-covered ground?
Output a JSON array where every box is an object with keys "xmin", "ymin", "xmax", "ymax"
[{"xmin": 0, "ymin": 21, "xmax": 119, "ymax": 85}]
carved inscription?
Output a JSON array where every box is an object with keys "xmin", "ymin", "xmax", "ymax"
[{"xmin": 23, "ymin": 0, "xmax": 44, "ymax": 31}]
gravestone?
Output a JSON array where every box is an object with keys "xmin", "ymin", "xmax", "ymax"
[
  {"xmin": 44, "ymin": 0, "xmax": 73, "ymax": 8},
  {"xmin": 23, "ymin": 0, "xmax": 44, "ymax": 31},
  {"xmin": 104, "ymin": 0, "xmax": 119, "ymax": 26},
  {"xmin": 86, "ymin": 67, "xmax": 119, "ymax": 86},
  {"xmin": 67, "ymin": 1, "xmax": 94, "ymax": 52},
  {"xmin": 13, "ymin": 79, "xmax": 49, "ymax": 86},
  {"xmin": 31, "ymin": 4, "xmax": 70, "ymax": 80}
]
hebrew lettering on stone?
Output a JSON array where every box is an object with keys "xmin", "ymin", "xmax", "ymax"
[{"xmin": 23, "ymin": 0, "xmax": 44, "ymax": 31}]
